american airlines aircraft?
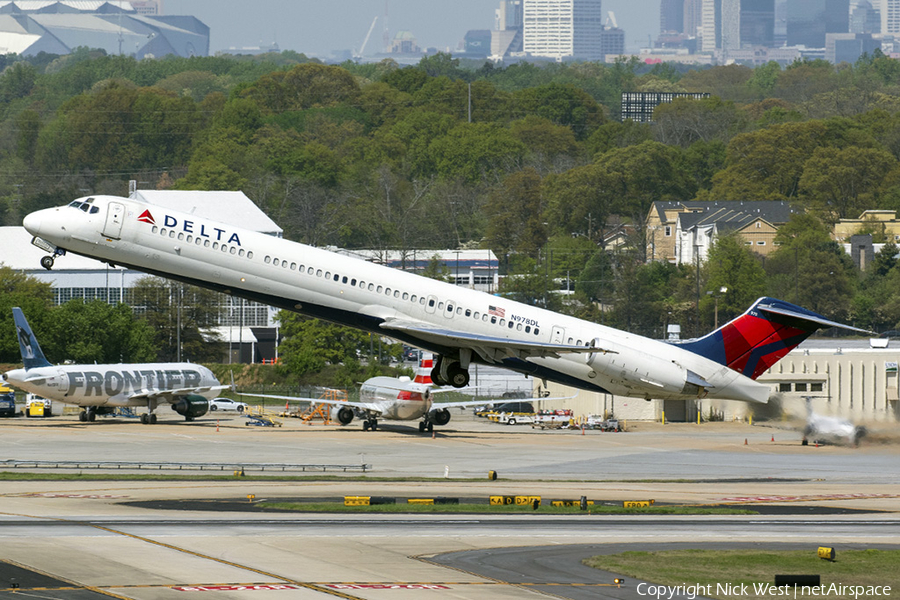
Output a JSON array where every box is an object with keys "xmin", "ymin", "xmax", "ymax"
[
  {"xmin": 3, "ymin": 307, "xmax": 229, "ymax": 423},
  {"xmin": 248, "ymin": 354, "xmax": 562, "ymax": 432},
  {"xmin": 22, "ymin": 195, "xmax": 868, "ymax": 405}
]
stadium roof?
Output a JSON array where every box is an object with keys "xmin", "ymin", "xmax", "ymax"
[{"xmin": 0, "ymin": 2, "xmax": 208, "ymax": 57}]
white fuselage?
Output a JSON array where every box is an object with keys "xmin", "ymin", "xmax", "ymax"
[
  {"xmin": 359, "ymin": 376, "xmax": 433, "ymax": 421},
  {"xmin": 23, "ymin": 196, "xmax": 770, "ymax": 403},
  {"xmin": 3, "ymin": 362, "xmax": 219, "ymax": 407}
]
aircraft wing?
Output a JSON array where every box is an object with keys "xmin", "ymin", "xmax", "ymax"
[
  {"xmin": 129, "ymin": 385, "xmax": 232, "ymax": 402},
  {"xmin": 239, "ymin": 392, "xmax": 384, "ymax": 415},
  {"xmin": 379, "ymin": 319, "xmax": 615, "ymax": 363},
  {"xmin": 432, "ymin": 394, "xmax": 576, "ymax": 411}
]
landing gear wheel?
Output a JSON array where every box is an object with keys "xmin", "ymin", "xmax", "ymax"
[
  {"xmin": 88, "ymin": 411, "xmax": 96, "ymax": 422},
  {"xmin": 418, "ymin": 421, "xmax": 426, "ymax": 433},
  {"xmin": 149, "ymin": 413, "xmax": 157, "ymax": 424},
  {"xmin": 40, "ymin": 255, "xmax": 54, "ymax": 270},
  {"xmin": 370, "ymin": 419, "xmax": 378, "ymax": 431},
  {"xmin": 79, "ymin": 411, "xmax": 87, "ymax": 422},
  {"xmin": 140, "ymin": 413, "xmax": 149, "ymax": 424},
  {"xmin": 427, "ymin": 422, "xmax": 434, "ymax": 432},
  {"xmin": 447, "ymin": 364, "xmax": 470, "ymax": 388},
  {"xmin": 363, "ymin": 421, "xmax": 370, "ymax": 431}
]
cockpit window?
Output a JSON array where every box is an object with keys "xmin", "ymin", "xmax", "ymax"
[{"xmin": 89, "ymin": 206, "xmax": 99, "ymax": 214}]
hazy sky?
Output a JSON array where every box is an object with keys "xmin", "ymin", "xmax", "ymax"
[{"xmin": 165, "ymin": 0, "xmax": 659, "ymax": 58}]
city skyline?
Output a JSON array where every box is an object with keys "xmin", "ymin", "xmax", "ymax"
[{"xmin": 165, "ymin": 0, "xmax": 659, "ymax": 58}]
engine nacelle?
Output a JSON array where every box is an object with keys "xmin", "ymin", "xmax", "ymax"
[
  {"xmin": 171, "ymin": 394, "xmax": 210, "ymax": 419},
  {"xmin": 333, "ymin": 406, "xmax": 354, "ymax": 425},
  {"xmin": 431, "ymin": 408, "xmax": 451, "ymax": 426}
]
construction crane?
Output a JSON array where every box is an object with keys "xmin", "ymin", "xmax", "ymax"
[
  {"xmin": 354, "ymin": 16, "xmax": 378, "ymax": 60},
  {"xmin": 606, "ymin": 11, "xmax": 618, "ymax": 28}
]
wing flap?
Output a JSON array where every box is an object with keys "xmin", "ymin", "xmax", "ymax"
[{"xmin": 129, "ymin": 384, "xmax": 231, "ymax": 402}]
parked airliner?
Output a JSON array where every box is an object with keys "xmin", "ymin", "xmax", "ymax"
[
  {"xmin": 22, "ymin": 195, "xmax": 868, "ymax": 405},
  {"xmin": 3, "ymin": 307, "xmax": 229, "ymax": 423},
  {"xmin": 248, "ymin": 354, "xmax": 562, "ymax": 432}
]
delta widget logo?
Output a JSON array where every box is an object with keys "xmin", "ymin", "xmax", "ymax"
[{"xmin": 137, "ymin": 210, "xmax": 155, "ymax": 225}]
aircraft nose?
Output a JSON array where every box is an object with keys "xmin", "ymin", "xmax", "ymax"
[{"xmin": 22, "ymin": 211, "xmax": 42, "ymax": 236}]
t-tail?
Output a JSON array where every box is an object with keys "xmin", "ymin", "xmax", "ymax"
[
  {"xmin": 12, "ymin": 307, "xmax": 52, "ymax": 370},
  {"xmin": 676, "ymin": 297, "xmax": 869, "ymax": 380}
]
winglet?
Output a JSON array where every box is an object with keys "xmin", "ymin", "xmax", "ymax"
[{"xmin": 12, "ymin": 307, "xmax": 52, "ymax": 370}]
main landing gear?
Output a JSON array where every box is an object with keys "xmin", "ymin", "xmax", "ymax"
[
  {"xmin": 141, "ymin": 399, "xmax": 158, "ymax": 424},
  {"xmin": 418, "ymin": 421, "xmax": 434, "ymax": 433},
  {"xmin": 78, "ymin": 407, "xmax": 97, "ymax": 422},
  {"xmin": 430, "ymin": 355, "xmax": 470, "ymax": 388},
  {"xmin": 362, "ymin": 418, "xmax": 378, "ymax": 431}
]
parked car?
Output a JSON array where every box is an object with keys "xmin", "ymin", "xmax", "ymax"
[
  {"xmin": 209, "ymin": 398, "xmax": 249, "ymax": 413},
  {"xmin": 25, "ymin": 393, "xmax": 52, "ymax": 417},
  {"xmin": 0, "ymin": 385, "xmax": 16, "ymax": 417}
]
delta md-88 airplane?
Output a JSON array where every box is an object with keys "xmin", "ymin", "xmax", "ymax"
[{"xmin": 22, "ymin": 195, "xmax": 868, "ymax": 405}]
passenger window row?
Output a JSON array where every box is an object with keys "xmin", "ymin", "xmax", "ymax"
[
  {"xmin": 153, "ymin": 226, "xmax": 254, "ymax": 259},
  {"xmin": 261, "ymin": 254, "xmax": 541, "ymax": 337}
]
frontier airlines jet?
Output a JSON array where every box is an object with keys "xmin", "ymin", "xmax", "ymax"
[
  {"xmin": 3, "ymin": 307, "xmax": 229, "ymax": 423},
  {"xmin": 22, "ymin": 195, "xmax": 868, "ymax": 405}
]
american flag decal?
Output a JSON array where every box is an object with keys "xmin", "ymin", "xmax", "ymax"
[{"xmin": 488, "ymin": 305, "xmax": 505, "ymax": 318}]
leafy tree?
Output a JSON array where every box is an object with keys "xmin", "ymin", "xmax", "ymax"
[
  {"xmin": 484, "ymin": 168, "xmax": 546, "ymax": 262},
  {"xmin": 710, "ymin": 120, "xmax": 831, "ymax": 200},
  {"xmin": 427, "ymin": 122, "xmax": 525, "ymax": 182},
  {"xmin": 653, "ymin": 96, "xmax": 746, "ymax": 148},
  {"xmin": 584, "ymin": 120, "xmax": 652, "ymax": 157},
  {"xmin": 509, "ymin": 115, "xmax": 578, "ymax": 162},
  {"xmin": 512, "ymin": 82, "xmax": 605, "ymax": 140},
  {"xmin": 37, "ymin": 300, "xmax": 156, "ymax": 364},
  {"xmin": 240, "ymin": 63, "xmax": 360, "ymax": 114},
  {"xmin": 765, "ymin": 213, "xmax": 856, "ymax": 320},
  {"xmin": 277, "ymin": 312, "xmax": 396, "ymax": 376},
  {"xmin": 0, "ymin": 267, "xmax": 53, "ymax": 362},
  {"xmin": 701, "ymin": 234, "xmax": 767, "ymax": 325},
  {"xmin": 798, "ymin": 145, "xmax": 897, "ymax": 222},
  {"xmin": 129, "ymin": 277, "xmax": 222, "ymax": 363}
]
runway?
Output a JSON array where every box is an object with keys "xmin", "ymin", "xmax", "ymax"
[{"xmin": 1, "ymin": 414, "xmax": 898, "ymax": 599}]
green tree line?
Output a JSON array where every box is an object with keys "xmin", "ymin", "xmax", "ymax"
[{"xmin": 2, "ymin": 48, "xmax": 900, "ymax": 376}]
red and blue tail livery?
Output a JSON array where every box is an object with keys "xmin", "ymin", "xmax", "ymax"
[{"xmin": 676, "ymin": 298, "xmax": 868, "ymax": 380}]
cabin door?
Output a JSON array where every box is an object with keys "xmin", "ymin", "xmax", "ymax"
[
  {"xmin": 103, "ymin": 202, "xmax": 125, "ymax": 239},
  {"xmin": 551, "ymin": 326, "xmax": 565, "ymax": 344}
]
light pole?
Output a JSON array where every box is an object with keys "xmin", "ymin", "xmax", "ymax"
[{"xmin": 707, "ymin": 285, "xmax": 728, "ymax": 329}]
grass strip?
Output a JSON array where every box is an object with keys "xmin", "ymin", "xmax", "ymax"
[{"xmin": 584, "ymin": 549, "xmax": 899, "ymax": 599}]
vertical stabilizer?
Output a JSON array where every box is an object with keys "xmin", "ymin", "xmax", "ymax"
[
  {"xmin": 12, "ymin": 307, "xmax": 52, "ymax": 370},
  {"xmin": 676, "ymin": 297, "xmax": 869, "ymax": 380}
]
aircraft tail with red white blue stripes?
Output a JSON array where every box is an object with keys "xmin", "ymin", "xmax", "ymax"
[{"xmin": 675, "ymin": 297, "xmax": 870, "ymax": 380}]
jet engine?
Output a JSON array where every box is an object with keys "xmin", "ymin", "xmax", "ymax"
[
  {"xmin": 333, "ymin": 406, "xmax": 355, "ymax": 425},
  {"xmin": 171, "ymin": 394, "xmax": 210, "ymax": 419},
  {"xmin": 431, "ymin": 408, "xmax": 451, "ymax": 426}
]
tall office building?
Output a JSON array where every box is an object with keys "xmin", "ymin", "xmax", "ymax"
[
  {"xmin": 661, "ymin": 0, "xmax": 685, "ymax": 32},
  {"xmin": 523, "ymin": 0, "xmax": 605, "ymax": 60},
  {"xmin": 786, "ymin": 0, "xmax": 850, "ymax": 47},
  {"xmin": 882, "ymin": 0, "xmax": 900, "ymax": 33},
  {"xmin": 850, "ymin": 0, "xmax": 881, "ymax": 33},
  {"xmin": 684, "ymin": 0, "xmax": 703, "ymax": 36},
  {"xmin": 701, "ymin": 0, "xmax": 775, "ymax": 51},
  {"xmin": 493, "ymin": 0, "xmax": 524, "ymax": 58}
]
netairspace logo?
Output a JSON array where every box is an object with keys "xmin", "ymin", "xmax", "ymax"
[{"xmin": 636, "ymin": 583, "xmax": 892, "ymax": 599}]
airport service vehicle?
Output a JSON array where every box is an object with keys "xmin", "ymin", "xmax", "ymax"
[
  {"xmin": 0, "ymin": 385, "xmax": 16, "ymax": 417},
  {"xmin": 209, "ymin": 398, "xmax": 249, "ymax": 413},
  {"xmin": 23, "ymin": 195, "xmax": 868, "ymax": 405},
  {"xmin": 532, "ymin": 410, "xmax": 573, "ymax": 429},
  {"xmin": 3, "ymin": 307, "xmax": 230, "ymax": 424},
  {"xmin": 25, "ymin": 393, "xmax": 51, "ymax": 417}
]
